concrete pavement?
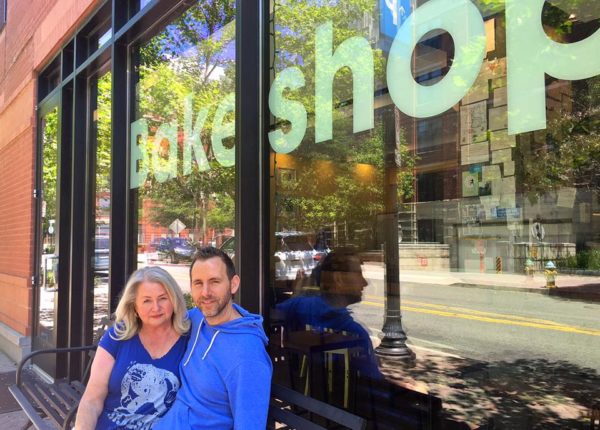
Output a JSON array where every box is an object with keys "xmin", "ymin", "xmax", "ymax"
[
  {"xmin": 362, "ymin": 263, "xmax": 600, "ymax": 300},
  {"xmin": 0, "ymin": 350, "xmax": 29, "ymax": 427}
]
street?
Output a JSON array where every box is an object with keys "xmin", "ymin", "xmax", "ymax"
[{"xmin": 355, "ymin": 280, "xmax": 600, "ymax": 370}]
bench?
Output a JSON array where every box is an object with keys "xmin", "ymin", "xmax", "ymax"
[
  {"xmin": 269, "ymin": 383, "xmax": 366, "ymax": 430},
  {"xmin": 9, "ymin": 320, "xmax": 109, "ymax": 430},
  {"xmin": 10, "ymin": 330, "xmax": 364, "ymax": 430},
  {"xmin": 352, "ymin": 375, "xmax": 444, "ymax": 430}
]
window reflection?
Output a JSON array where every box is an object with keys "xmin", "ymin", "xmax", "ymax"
[
  {"xmin": 131, "ymin": 1, "xmax": 236, "ymax": 294},
  {"xmin": 38, "ymin": 107, "xmax": 59, "ymax": 335},
  {"xmin": 93, "ymin": 71, "xmax": 112, "ymax": 331},
  {"xmin": 268, "ymin": 0, "xmax": 600, "ymax": 428}
]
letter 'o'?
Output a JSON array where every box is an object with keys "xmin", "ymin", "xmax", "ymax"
[{"xmin": 387, "ymin": 0, "xmax": 486, "ymax": 118}]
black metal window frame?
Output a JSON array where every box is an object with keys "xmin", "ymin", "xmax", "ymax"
[{"xmin": 34, "ymin": 0, "xmax": 268, "ymax": 375}]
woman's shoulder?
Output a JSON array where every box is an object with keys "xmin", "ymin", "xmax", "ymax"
[{"xmin": 98, "ymin": 324, "xmax": 138, "ymax": 355}]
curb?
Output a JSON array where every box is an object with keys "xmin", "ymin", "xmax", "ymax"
[
  {"xmin": 450, "ymin": 283, "xmax": 549, "ymax": 295},
  {"xmin": 450, "ymin": 282, "xmax": 600, "ymax": 302}
]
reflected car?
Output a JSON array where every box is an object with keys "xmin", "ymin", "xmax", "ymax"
[
  {"xmin": 94, "ymin": 236, "xmax": 110, "ymax": 275},
  {"xmin": 147, "ymin": 239, "xmax": 163, "ymax": 252},
  {"xmin": 157, "ymin": 237, "xmax": 196, "ymax": 263},
  {"xmin": 274, "ymin": 232, "xmax": 326, "ymax": 280},
  {"xmin": 219, "ymin": 233, "xmax": 326, "ymax": 280}
]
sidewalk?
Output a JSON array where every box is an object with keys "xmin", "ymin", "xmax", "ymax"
[
  {"xmin": 0, "ymin": 350, "xmax": 29, "ymax": 427},
  {"xmin": 362, "ymin": 264, "xmax": 600, "ymax": 300},
  {"xmin": 377, "ymin": 343, "xmax": 597, "ymax": 429}
]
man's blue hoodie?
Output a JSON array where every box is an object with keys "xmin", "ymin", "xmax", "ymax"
[{"xmin": 154, "ymin": 304, "xmax": 272, "ymax": 430}]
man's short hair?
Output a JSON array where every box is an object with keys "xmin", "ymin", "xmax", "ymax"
[
  {"xmin": 312, "ymin": 249, "xmax": 362, "ymax": 287},
  {"xmin": 190, "ymin": 246, "xmax": 237, "ymax": 281}
]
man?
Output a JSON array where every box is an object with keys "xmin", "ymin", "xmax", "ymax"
[
  {"xmin": 277, "ymin": 250, "xmax": 381, "ymax": 378},
  {"xmin": 155, "ymin": 247, "xmax": 272, "ymax": 429}
]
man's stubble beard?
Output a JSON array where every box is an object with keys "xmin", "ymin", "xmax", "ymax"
[{"xmin": 196, "ymin": 294, "xmax": 232, "ymax": 319}]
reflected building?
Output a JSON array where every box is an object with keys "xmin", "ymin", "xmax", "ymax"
[{"xmin": 0, "ymin": 0, "xmax": 598, "ymax": 428}]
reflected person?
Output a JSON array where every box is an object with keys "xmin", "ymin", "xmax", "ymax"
[{"xmin": 277, "ymin": 249, "xmax": 381, "ymax": 378}]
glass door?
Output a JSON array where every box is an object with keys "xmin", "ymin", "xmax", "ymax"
[
  {"xmin": 88, "ymin": 70, "xmax": 112, "ymax": 334},
  {"xmin": 33, "ymin": 95, "xmax": 62, "ymax": 375}
]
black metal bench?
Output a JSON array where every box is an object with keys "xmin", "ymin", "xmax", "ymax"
[
  {"xmin": 269, "ymin": 383, "xmax": 366, "ymax": 430},
  {"xmin": 10, "ymin": 329, "xmax": 364, "ymax": 430},
  {"xmin": 352, "ymin": 375, "xmax": 445, "ymax": 430},
  {"xmin": 8, "ymin": 320, "xmax": 109, "ymax": 430}
]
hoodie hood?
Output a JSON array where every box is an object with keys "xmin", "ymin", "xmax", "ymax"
[{"xmin": 183, "ymin": 303, "xmax": 268, "ymax": 365}]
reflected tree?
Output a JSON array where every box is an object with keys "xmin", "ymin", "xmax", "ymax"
[
  {"xmin": 136, "ymin": 0, "xmax": 237, "ymax": 241},
  {"xmin": 42, "ymin": 108, "xmax": 58, "ymax": 253}
]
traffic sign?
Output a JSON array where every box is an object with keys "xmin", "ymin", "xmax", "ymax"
[{"xmin": 169, "ymin": 218, "xmax": 186, "ymax": 234}]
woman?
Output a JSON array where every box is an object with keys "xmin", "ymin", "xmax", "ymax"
[{"xmin": 75, "ymin": 266, "xmax": 190, "ymax": 430}]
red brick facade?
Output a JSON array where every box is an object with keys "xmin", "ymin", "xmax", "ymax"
[{"xmin": 0, "ymin": 0, "xmax": 99, "ymax": 347}]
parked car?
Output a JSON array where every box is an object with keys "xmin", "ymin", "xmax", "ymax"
[
  {"xmin": 219, "ymin": 232, "xmax": 326, "ymax": 280},
  {"xmin": 220, "ymin": 236, "xmax": 236, "ymax": 262},
  {"xmin": 94, "ymin": 236, "xmax": 110, "ymax": 275},
  {"xmin": 157, "ymin": 237, "xmax": 196, "ymax": 263},
  {"xmin": 274, "ymin": 232, "xmax": 326, "ymax": 280},
  {"xmin": 147, "ymin": 239, "xmax": 163, "ymax": 252}
]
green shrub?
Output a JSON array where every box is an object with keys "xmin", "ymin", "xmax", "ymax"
[
  {"xmin": 559, "ymin": 249, "xmax": 600, "ymax": 270},
  {"xmin": 183, "ymin": 293, "xmax": 195, "ymax": 310},
  {"xmin": 558, "ymin": 254, "xmax": 578, "ymax": 269},
  {"xmin": 577, "ymin": 250, "xmax": 590, "ymax": 269},
  {"xmin": 586, "ymin": 249, "xmax": 600, "ymax": 270}
]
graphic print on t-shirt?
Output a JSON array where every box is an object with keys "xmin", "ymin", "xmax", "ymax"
[{"xmin": 108, "ymin": 362, "xmax": 179, "ymax": 430}]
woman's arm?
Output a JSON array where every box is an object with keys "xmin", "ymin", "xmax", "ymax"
[{"xmin": 74, "ymin": 347, "xmax": 115, "ymax": 430}]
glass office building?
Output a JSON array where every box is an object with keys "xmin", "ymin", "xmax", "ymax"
[{"xmin": 1, "ymin": 0, "xmax": 599, "ymax": 428}]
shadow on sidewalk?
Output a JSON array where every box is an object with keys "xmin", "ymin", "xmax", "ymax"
[
  {"xmin": 0, "ymin": 372, "xmax": 20, "ymax": 414},
  {"xmin": 380, "ymin": 353, "xmax": 599, "ymax": 429},
  {"xmin": 548, "ymin": 283, "xmax": 600, "ymax": 303}
]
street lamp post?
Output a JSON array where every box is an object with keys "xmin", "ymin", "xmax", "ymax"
[{"xmin": 375, "ymin": 106, "xmax": 415, "ymax": 361}]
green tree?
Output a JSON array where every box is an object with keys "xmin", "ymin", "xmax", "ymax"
[
  {"xmin": 136, "ymin": 1, "xmax": 236, "ymax": 241},
  {"xmin": 271, "ymin": 0, "xmax": 417, "ymax": 246},
  {"xmin": 517, "ymin": 76, "xmax": 600, "ymax": 200},
  {"xmin": 42, "ymin": 108, "xmax": 59, "ymax": 251}
]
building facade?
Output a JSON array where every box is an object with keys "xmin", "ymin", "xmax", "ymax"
[{"xmin": 0, "ymin": 0, "xmax": 599, "ymax": 428}]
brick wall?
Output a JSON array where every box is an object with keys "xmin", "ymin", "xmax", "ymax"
[{"xmin": 0, "ymin": 0, "xmax": 99, "ymax": 342}]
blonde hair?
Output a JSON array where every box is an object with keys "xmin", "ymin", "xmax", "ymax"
[{"xmin": 112, "ymin": 266, "xmax": 190, "ymax": 340}]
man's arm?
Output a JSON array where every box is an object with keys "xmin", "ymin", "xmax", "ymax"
[{"xmin": 227, "ymin": 358, "xmax": 273, "ymax": 430}]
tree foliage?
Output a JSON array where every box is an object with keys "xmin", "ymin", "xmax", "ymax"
[
  {"xmin": 517, "ymin": 76, "xmax": 600, "ymax": 200},
  {"xmin": 271, "ymin": 0, "xmax": 417, "ymax": 246},
  {"xmin": 137, "ymin": 0, "xmax": 236, "ymax": 240},
  {"xmin": 41, "ymin": 107, "xmax": 59, "ymax": 249}
]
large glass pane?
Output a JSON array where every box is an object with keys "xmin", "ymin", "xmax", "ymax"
[
  {"xmin": 131, "ymin": 1, "xmax": 236, "ymax": 294},
  {"xmin": 92, "ymin": 71, "xmax": 112, "ymax": 330},
  {"xmin": 268, "ymin": 1, "xmax": 600, "ymax": 428},
  {"xmin": 34, "ymin": 105, "xmax": 60, "ymax": 374}
]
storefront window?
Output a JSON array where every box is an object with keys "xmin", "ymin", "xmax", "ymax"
[
  {"xmin": 131, "ymin": 0, "xmax": 236, "ymax": 293},
  {"xmin": 36, "ymin": 106, "xmax": 60, "ymax": 349},
  {"xmin": 268, "ymin": 0, "xmax": 600, "ymax": 428},
  {"xmin": 92, "ymin": 71, "xmax": 111, "ymax": 330}
]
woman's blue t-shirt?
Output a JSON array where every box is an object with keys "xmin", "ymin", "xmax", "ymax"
[{"xmin": 96, "ymin": 326, "xmax": 188, "ymax": 430}]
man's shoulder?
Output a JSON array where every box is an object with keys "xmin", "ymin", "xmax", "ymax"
[
  {"xmin": 220, "ymin": 329, "xmax": 265, "ymax": 348},
  {"xmin": 187, "ymin": 307, "xmax": 203, "ymax": 321}
]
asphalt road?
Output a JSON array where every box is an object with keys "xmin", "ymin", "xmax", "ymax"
[{"xmin": 352, "ymin": 277, "xmax": 600, "ymax": 371}]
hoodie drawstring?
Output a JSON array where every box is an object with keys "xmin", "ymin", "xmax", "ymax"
[
  {"xmin": 183, "ymin": 317, "xmax": 222, "ymax": 364},
  {"xmin": 183, "ymin": 317, "xmax": 204, "ymax": 366},
  {"xmin": 201, "ymin": 330, "xmax": 220, "ymax": 360}
]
